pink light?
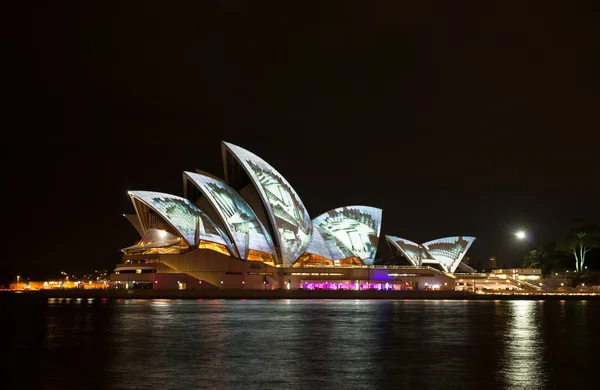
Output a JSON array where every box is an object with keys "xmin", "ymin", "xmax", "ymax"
[
  {"xmin": 155, "ymin": 281, "xmax": 158, "ymax": 284},
  {"xmin": 199, "ymin": 281, "xmax": 202, "ymax": 284}
]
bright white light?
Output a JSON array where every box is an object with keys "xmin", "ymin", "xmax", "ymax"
[{"xmin": 516, "ymin": 231, "xmax": 526, "ymax": 240}]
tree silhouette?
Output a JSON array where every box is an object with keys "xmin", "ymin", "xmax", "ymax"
[{"xmin": 556, "ymin": 220, "xmax": 600, "ymax": 272}]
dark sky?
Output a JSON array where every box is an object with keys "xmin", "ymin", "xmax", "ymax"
[{"xmin": 5, "ymin": 1, "xmax": 599, "ymax": 283}]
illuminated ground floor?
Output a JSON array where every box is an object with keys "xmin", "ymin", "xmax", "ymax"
[
  {"xmin": 109, "ymin": 249, "xmax": 457, "ymax": 291},
  {"xmin": 300, "ymin": 280, "xmax": 421, "ymax": 291}
]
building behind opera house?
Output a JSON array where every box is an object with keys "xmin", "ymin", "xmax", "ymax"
[{"xmin": 110, "ymin": 142, "xmax": 476, "ymax": 291}]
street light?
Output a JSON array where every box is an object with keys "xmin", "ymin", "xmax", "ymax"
[{"xmin": 515, "ymin": 230, "xmax": 529, "ymax": 266}]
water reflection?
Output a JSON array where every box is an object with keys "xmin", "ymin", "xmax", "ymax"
[
  {"xmin": 3, "ymin": 296, "xmax": 600, "ymax": 390},
  {"xmin": 500, "ymin": 301, "xmax": 546, "ymax": 389},
  {"xmin": 107, "ymin": 299, "xmax": 229, "ymax": 389}
]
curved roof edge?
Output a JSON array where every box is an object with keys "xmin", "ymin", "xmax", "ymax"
[
  {"xmin": 421, "ymin": 236, "xmax": 476, "ymax": 273},
  {"xmin": 305, "ymin": 224, "xmax": 335, "ymax": 260},
  {"xmin": 123, "ymin": 214, "xmax": 144, "ymax": 237},
  {"xmin": 455, "ymin": 262, "xmax": 477, "ymax": 273},
  {"xmin": 312, "ymin": 205, "xmax": 382, "ymax": 265},
  {"xmin": 183, "ymin": 171, "xmax": 277, "ymax": 262},
  {"xmin": 128, "ymin": 190, "xmax": 235, "ymax": 255},
  {"xmin": 221, "ymin": 141, "xmax": 312, "ymax": 266},
  {"xmin": 193, "ymin": 169, "xmax": 224, "ymax": 182},
  {"xmin": 385, "ymin": 235, "xmax": 421, "ymax": 266}
]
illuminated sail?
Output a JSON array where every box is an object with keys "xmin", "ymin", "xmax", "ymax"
[
  {"xmin": 184, "ymin": 171, "xmax": 276, "ymax": 261},
  {"xmin": 222, "ymin": 142, "xmax": 312, "ymax": 265},
  {"xmin": 421, "ymin": 236, "xmax": 476, "ymax": 273},
  {"xmin": 385, "ymin": 236, "xmax": 434, "ymax": 266},
  {"xmin": 311, "ymin": 206, "xmax": 382, "ymax": 265},
  {"xmin": 128, "ymin": 190, "xmax": 234, "ymax": 255}
]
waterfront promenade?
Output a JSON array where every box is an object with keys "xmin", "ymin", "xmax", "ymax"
[{"xmin": 4, "ymin": 289, "xmax": 599, "ymax": 300}]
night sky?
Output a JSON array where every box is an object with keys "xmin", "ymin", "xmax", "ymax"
[{"xmin": 6, "ymin": 2, "xmax": 599, "ymax": 284}]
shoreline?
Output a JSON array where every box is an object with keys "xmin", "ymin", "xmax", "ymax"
[{"xmin": 3, "ymin": 289, "xmax": 599, "ymax": 300}]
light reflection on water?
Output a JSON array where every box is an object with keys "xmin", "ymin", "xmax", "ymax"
[
  {"xmin": 500, "ymin": 301, "xmax": 546, "ymax": 389},
  {"xmin": 3, "ymin": 296, "xmax": 600, "ymax": 389}
]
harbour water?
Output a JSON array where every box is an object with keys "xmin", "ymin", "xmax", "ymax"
[{"xmin": 2, "ymin": 294, "xmax": 598, "ymax": 389}]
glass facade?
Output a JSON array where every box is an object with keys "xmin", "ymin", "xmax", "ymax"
[
  {"xmin": 422, "ymin": 236, "xmax": 476, "ymax": 273},
  {"xmin": 129, "ymin": 191, "xmax": 235, "ymax": 254},
  {"xmin": 121, "ymin": 228, "xmax": 186, "ymax": 255}
]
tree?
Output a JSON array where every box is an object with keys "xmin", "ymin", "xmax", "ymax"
[
  {"xmin": 523, "ymin": 243, "xmax": 561, "ymax": 276},
  {"xmin": 523, "ymin": 249, "xmax": 542, "ymax": 268},
  {"xmin": 556, "ymin": 220, "xmax": 600, "ymax": 272}
]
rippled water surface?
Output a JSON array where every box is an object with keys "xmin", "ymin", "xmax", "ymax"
[{"xmin": 3, "ymin": 295, "xmax": 599, "ymax": 389}]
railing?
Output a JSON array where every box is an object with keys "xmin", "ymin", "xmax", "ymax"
[
  {"xmin": 508, "ymin": 277, "xmax": 542, "ymax": 291},
  {"xmin": 487, "ymin": 275, "xmax": 542, "ymax": 291},
  {"xmin": 285, "ymin": 264, "xmax": 453, "ymax": 277},
  {"xmin": 454, "ymin": 273, "xmax": 489, "ymax": 277}
]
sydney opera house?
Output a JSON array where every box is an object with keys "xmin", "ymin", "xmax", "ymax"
[{"xmin": 109, "ymin": 142, "xmax": 476, "ymax": 291}]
